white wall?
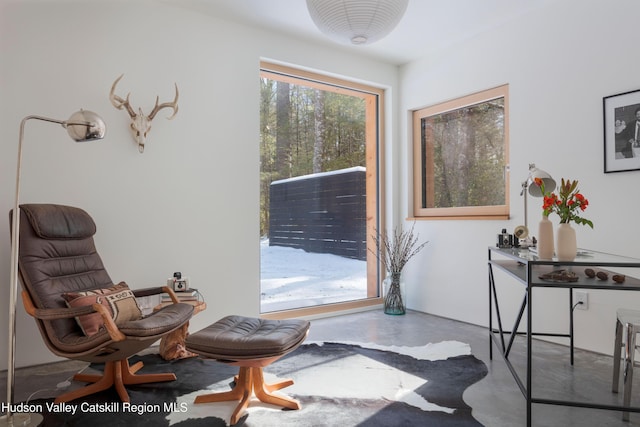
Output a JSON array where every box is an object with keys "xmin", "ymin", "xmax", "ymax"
[
  {"xmin": 5, "ymin": 0, "xmax": 633, "ymax": 368},
  {"xmin": 0, "ymin": 1, "xmax": 398, "ymax": 367},
  {"xmin": 399, "ymin": 0, "xmax": 640, "ymax": 355}
]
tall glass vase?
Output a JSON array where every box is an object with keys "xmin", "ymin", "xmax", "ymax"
[
  {"xmin": 556, "ymin": 223, "xmax": 577, "ymax": 261},
  {"xmin": 384, "ymin": 271, "xmax": 405, "ymax": 315}
]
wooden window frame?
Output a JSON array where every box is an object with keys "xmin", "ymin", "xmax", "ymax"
[
  {"xmin": 412, "ymin": 85, "xmax": 510, "ymax": 220},
  {"xmin": 260, "ymin": 61, "xmax": 385, "ymax": 318}
]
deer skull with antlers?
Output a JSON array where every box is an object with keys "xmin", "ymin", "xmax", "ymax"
[{"xmin": 109, "ymin": 74, "xmax": 179, "ymax": 153}]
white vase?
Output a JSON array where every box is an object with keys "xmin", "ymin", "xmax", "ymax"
[
  {"xmin": 537, "ymin": 215, "xmax": 554, "ymax": 260},
  {"xmin": 556, "ymin": 223, "xmax": 577, "ymax": 261}
]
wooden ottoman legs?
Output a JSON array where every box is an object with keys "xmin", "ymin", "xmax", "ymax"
[
  {"xmin": 186, "ymin": 316, "xmax": 310, "ymax": 425},
  {"xmin": 194, "ymin": 365, "xmax": 300, "ymax": 425}
]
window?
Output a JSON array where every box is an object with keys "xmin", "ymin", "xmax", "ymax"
[
  {"xmin": 259, "ymin": 62, "xmax": 384, "ymax": 317},
  {"xmin": 412, "ymin": 85, "xmax": 509, "ymax": 219}
]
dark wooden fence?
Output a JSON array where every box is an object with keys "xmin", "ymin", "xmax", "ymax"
[{"xmin": 269, "ymin": 166, "xmax": 366, "ymax": 260}]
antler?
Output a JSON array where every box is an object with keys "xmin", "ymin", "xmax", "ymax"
[
  {"xmin": 109, "ymin": 74, "xmax": 179, "ymax": 153},
  {"xmin": 148, "ymin": 83, "xmax": 179, "ymax": 120},
  {"xmin": 109, "ymin": 74, "xmax": 137, "ymax": 118}
]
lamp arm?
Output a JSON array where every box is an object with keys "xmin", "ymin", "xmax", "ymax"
[
  {"xmin": 5, "ymin": 115, "xmax": 69, "ymax": 422},
  {"xmin": 524, "ymin": 187, "xmax": 528, "ymax": 232},
  {"xmin": 14, "ymin": 115, "xmax": 70, "ymax": 215},
  {"xmin": 3, "ymin": 111, "xmax": 104, "ymax": 425}
]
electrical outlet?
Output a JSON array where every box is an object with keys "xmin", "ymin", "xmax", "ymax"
[{"xmin": 574, "ymin": 291, "xmax": 588, "ymax": 310}]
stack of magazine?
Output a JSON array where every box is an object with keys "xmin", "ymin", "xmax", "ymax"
[{"xmin": 162, "ymin": 288, "xmax": 199, "ymax": 303}]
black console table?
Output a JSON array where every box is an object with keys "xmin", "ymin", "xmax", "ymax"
[{"xmin": 488, "ymin": 246, "xmax": 640, "ymax": 426}]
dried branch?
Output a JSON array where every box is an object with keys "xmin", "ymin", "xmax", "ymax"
[{"xmin": 370, "ymin": 222, "xmax": 428, "ymax": 273}]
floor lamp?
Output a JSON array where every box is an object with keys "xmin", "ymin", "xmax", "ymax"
[{"xmin": 1, "ymin": 110, "xmax": 106, "ymax": 427}]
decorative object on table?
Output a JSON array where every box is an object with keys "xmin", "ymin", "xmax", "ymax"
[
  {"xmin": 538, "ymin": 269, "xmax": 579, "ymax": 282},
  {"xmin": 556, "ymin": 223, "xmax": 578, "ymax": 261},
  {"xmin": 1, "ymin": 111, "xmax": 106, "ymax": 427},
  {"xmin": 614, "ymin": 274, "xmax": 627, "ymax": 283},
  {"xmin": 161, "ymin": 288, "xmax": 200, "ymax": 302},
  {"xmin": 513, "ymin": 225, "xmax": 528, "ymax": 241},
  {"xmin": 371, "ymin": 222, "xmax": 428, "ymax": 315},
  {"xmin": 534, "ymin": 177, "xmax": 593, "ymax": 261},
  {"xmin": 536, "ymin": 214, "xmax": 555, "ymax": 259},
  {"xmin": 603, "ymin": 88, "xmax": 640, "ymax": 173},
  {"xmin": 585, "ymin": 268, "xmax": 626, "ymax": 283},
  {"xmin": 306, "ymin": 0, "xmax": 408, "ymax": 45},
  {"xmin": 497, "ymin": 228, "xmax": 516, "ymax": 248},
  {"xmin": 519, "ymin": 164, "xmax": 556, "ymax": 248},
  {"xmin": 584, "ymin": 268, "xmax": 596, "ymax": 278},
  {"xmin": 109, "ymin": 74, "xmax": 179, "ymax": 153},
  {"xmin": 167, "ymin": 271, "xmax": 190, "ymax": 292}
]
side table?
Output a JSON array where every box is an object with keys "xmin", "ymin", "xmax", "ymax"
[
  {"xmin": 155, "ymin": 299, "xmax": 207, "ymax": 360},
  {"xmin": 488, "ymin": 246, "xmax": 640, "ymax": 426}
]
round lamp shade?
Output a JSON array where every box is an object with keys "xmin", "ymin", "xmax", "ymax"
[
  {"xmin": 306, "ymin": 0, "xmax": 409, "ymax": 45},
  {"xmin": 66, "ymin": 109, "xmax": 106, "ymax": 142},
  {"xmin": 527, "ymin": 167, "xmax": 556, "ymax": 197}
]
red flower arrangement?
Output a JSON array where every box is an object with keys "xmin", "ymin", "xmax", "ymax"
[{"xmin": 534, "ymin": 177, "xmax": 593, "ymax": 228}]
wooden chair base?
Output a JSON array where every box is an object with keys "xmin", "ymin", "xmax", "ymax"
[
  {"xmin": 194, "ymin": 366, "xmax": 300, "ymax": 425},
  {"xmin": 54, "ymin": 359, "xmax": 176, "ymax": 403}
]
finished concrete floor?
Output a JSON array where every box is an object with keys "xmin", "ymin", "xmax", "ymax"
[
  {"xmin": 309, "ymin": 310, "xmax": 640, "ymax": 427},
  {"xmin": 2, "ymin": 309, "xmax": 640, "ymax": 426}
]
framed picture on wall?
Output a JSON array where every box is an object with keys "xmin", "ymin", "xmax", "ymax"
[{"xmin": 603, "ymin": 88, "xmax": 640, "ymax": 173}]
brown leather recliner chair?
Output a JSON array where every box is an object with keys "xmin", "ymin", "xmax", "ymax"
[{"xmin": 13, "ymin": 203, "xmax": 194, "ymax": 403}]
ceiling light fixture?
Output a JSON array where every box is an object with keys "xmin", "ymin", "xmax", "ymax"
[{"xmin": 306, "ymin": 0, "xmax": 409, "ymax": 46}]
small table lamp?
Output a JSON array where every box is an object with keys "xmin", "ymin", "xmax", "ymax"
[{"xmin": 520, "ymin": 163, "xmax": 556, "ymax": 241}]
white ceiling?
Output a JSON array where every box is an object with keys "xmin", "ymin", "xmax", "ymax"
[{"xmin": 164, "ymin": 0, "xmax": 550, "ymax": 65}]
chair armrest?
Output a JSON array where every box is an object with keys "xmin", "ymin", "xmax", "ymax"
[
  {"xmin": 132, "ymin": 286, "xmax": 180, "ymax": 304},
  {"xmin": 91, "ymin": 303, "xmax": 126, "ymax": 341},
  {"xmin": 21, "ymin": 290, "xmax": 126, "ymax": 342},
  {"xmin": 22, "ymin": 290, "xmax": 95, "ymax": 320},
  {"xmin": 161, "ymin": 286, "xmax": 180, "ymax": 304},
  {"xmin": 132, "ymin": 286, "xmax": 166, "ymax": 297}
]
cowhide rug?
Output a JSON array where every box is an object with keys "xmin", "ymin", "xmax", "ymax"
[{"xmin": 31, "ymin": 340, "xmax": 488, "ymax": 426}]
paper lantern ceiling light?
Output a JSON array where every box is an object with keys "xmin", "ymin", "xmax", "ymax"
[{"xmin": 306, "ymin": 0, "xmax": 409, "ymax": 45}]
